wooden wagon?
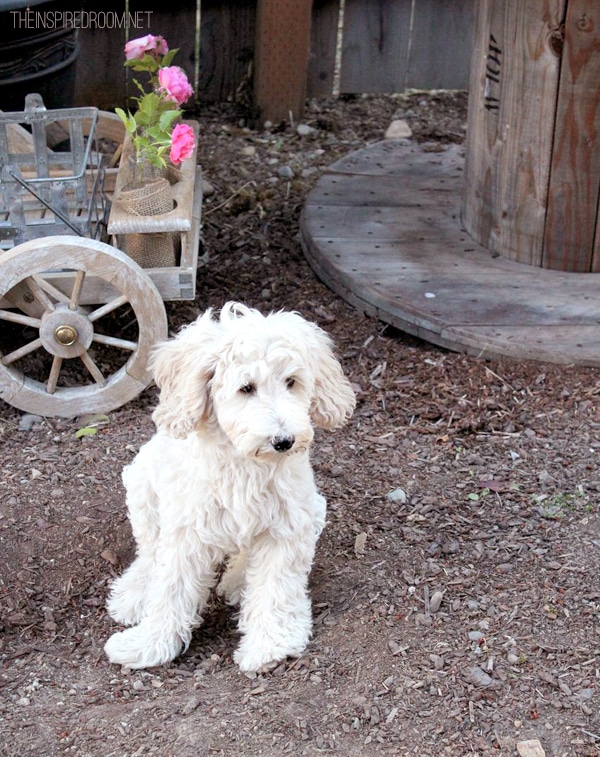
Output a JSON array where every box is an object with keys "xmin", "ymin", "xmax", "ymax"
[{"xmin": 0, "ymin": 94, "xmax": 203, "ymax": 418}]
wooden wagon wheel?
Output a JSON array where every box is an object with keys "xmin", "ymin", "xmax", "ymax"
[{"xmin": 0, "ymin": 236, "xmax": 168, "ymax": 417}]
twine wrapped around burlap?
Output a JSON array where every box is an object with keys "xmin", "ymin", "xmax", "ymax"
[{"xmin": 118, "ymin": 176, "xmax": 176, "ymax": 268}]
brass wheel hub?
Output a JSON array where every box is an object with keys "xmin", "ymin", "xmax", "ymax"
[
  {"xmin": 39, "ymin": 304, "xmax": 94, "ymax": 359},
  {"xmin": 54, "ymin": 324, "xmax": 78, "ymax": 347}
]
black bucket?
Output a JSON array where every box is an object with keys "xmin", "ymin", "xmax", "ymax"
[{"xmin": 0, "ymin": 0, "xmax": 78, "ymax": 110}]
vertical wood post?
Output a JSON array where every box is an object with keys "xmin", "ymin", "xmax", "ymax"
[
  {"xmin": 254, "ymin": 0, "xmax": 313, "ymax": 123},
  {"xmin": 543, "ymin": 0, "xmax": 600, "ymax": 271}
]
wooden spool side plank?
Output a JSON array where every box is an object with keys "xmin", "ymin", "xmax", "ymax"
[
  {"xmin": 499, "ymin": 0, "xmax": 565, "ymax": 265},
  {"xmin": 462, "ymin": 0, "xmax": 506, "ymax": 251},
  {"xmin": 463, "ymin": 0, "xmax": 566, "ymax": 265},
  {"xmin": 543, "ymin": 0, "xmax": 600, "ymax": 271}
]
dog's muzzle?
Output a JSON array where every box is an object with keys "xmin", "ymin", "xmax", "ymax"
[{"xmin": 271, "ymin": 435, "xmax": 295, "ymax": 453}]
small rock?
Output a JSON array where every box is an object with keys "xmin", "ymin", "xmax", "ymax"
[
  {"xmin": 384, "ymin": 119, "xmax": 412, "ymax": 139},
  {"xmin": 386, "ymin": 488, "xmax": 407, "ymax": 504},
  {"xmin": 19, "ymin": 414, "xmax": 42, "ymax": 431},
  {"xmin": 429, "ymin": 590, "xmax": 444, "ymax": 613},
  {"xmin": 468, "ymin": 630, "xmax": 486, "ymax": 643},
  {"xmin": 277, "ymin": 165, "xmax": 294, "ymax": 179},
  {"xmin": 240, "ymin": 145, "xmax": 256, "ymax": 157},
  {"xmin": 201, "ymin": 179, "xmax": 214, "ymax": 196},
  {"xmin": 17, "ymin": 697, "xmax": 31, "ymax": 706},
  {"xmin": 132, "ymin": 680, "xmax": 144, "ymax": 691},
  {"xmin": 463, "ymin": 666, "xmax": 492, "ymax": 687},
  {"xmin": 517, "ymin": 739, "xmax": 546, "ymax": 757},
  {"xmin": 297, "ymin": 124, "xmax": 316, "ymax": 137}
]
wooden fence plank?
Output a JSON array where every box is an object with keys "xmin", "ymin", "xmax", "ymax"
[
  {"xmin": 405, "ymin": 0, "xmax": 474, "ymax": 91},
  {"xmin": 308, "ymin": 0, "xmax": 341, "ymax": 98},
  {"xmin": 339, "ymin": 0, "xmax": 412, "ymax": 94},
  {"xmin": 254, "ymin": 0, "xmax": 313, "ymax": 122},
  {"xmin": 199, "ymin": 0, "xmax": 256, "ymax": 103},
  {"xmin": 74, "ymin": 0, "xmax": 128, "ymax": 109},
  {"xmin": 543, "ymin": 0, "xmax": 600, "ymax": 271}
]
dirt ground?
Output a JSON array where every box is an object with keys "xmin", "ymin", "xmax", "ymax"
[{"xmin": 1, "ymin": 92, "xmax": 599, "ymax": 757}]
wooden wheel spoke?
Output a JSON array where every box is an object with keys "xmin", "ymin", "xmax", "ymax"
[
  {"xmin": 69, "ymin": 270, "xmax": 86, "ymax": 311},
  {"xmin": 47, "ymin": 356, "xmax": 63, "ymax": 394},
  {"xmin": 26, "ymin": 276, "xmax": 58, "ymax": 312},
  {"xmin": 1, "ymin": 337, "xmax": 44, "ymax": 365},
  {"xmin": 80, "ymin": 351, "xmax": 106, "ymax": 386},
  {"xmin": 0, "ymin": 309, "xmax": 41, "ymax": 329},
  {"xmin": 88, "ymin": 294, "xmax": 129, "ymax": 323},
  {"xmin": 92, "ymin": 333, "xmax": 138, "ymax": 351}
]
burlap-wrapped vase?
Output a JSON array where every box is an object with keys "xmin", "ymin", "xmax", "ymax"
[
  {"xmin": 118, "ymin": 173, "xmax": 176, "ymax": 267},
  {"xmin": 123, "ymin": 231, "xmax": 177, "ymax": 268},
  {"xmin": 119, "ymin": 177, "xmax": 173, "ymax": 217}
]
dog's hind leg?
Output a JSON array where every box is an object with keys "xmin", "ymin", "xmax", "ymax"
[
  {"xmin": 105, "ymin": 531, "xmax": 219, "ymax": 669},
  {"xmin": 106, "ymin": 468, "xmax": 160, "ymax": 626},
  {"xmin": 216, "ymin": 549, "xmax": 248, "ymax": 605}
]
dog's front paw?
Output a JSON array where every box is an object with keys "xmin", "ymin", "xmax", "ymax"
[
  {"xmin": 233, "ymin": 631, "xmax": 309, "ymax": 673},
  {"xmin": 104, "ymin": 626, "xmax": 183, "ymax": 669}
]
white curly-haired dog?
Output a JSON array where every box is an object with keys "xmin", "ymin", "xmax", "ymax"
[{"xmin": 104, "ymin": 301, "xmax": 355, "ymax": 672}]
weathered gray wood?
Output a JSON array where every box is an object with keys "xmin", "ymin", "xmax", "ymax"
[
  {"xmin": 308, "ymin": 0, "xmax": 341, "ymax": 97},
  {"xmin": 340, "ymin": 0, "xmax": 412, "ymax": 94},
  {"xmin": 405, "ymin": 0, "xmax": 474, "ymax": 90},
  {"xmin": 200, "ymin": 0, "xmax": 256, "ymax": 103},
  {"xmin": 300, "ymin": 141, "xmax": 600, "ymax": 366},
  {"xmin": 74, "ymin": 0, "xmax": 127, "ymax": 109},
  {"xmin": 463, "ymin": 0, "xmax": 566, "ymax": 265},
  {"xmin": 543, "ymin": 0, "xmax": 600, "ymax": 272}
]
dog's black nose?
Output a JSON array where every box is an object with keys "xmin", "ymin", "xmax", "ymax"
[{"xmin": 271, "ymin": 435, "xmax": 295, "ymax": 452}]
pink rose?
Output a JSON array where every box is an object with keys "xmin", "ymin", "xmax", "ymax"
[
  {"xmin": 170, "ymin": 123, "xmax": 195, "ymax": 165},
  {"xmin": 124, "ymin": 34, "xmax": 168, "ymax": 61},
  {"xmin": 158, "ymin": 66, "xmax": 194, "ymax": 106}
]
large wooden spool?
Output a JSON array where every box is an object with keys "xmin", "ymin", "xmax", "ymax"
[{"xmin": 462, "ymin": 0, "xmax": 600, "ymax": 272}]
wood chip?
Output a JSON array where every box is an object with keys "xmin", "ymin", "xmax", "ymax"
[{"xmin": 354, "ymin": 532, "xmax": 367, "ymax": 557}]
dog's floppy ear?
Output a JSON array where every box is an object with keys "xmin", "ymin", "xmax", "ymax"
[
  {"xmin": 303, "ymin": 320, "xmax": 356, "ymax": 429},
  {"xmin": 150, "ymin": 309, "xmax": 221, "ymax": 438}
]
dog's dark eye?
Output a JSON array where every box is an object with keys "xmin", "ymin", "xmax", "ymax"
[
  {"xmin": 239, "ymin": 383, "xmax": 255, "ymax": 395},
  {"xmin": 286, "ymin": 377, "xmax": 296, "ymax": 389}
]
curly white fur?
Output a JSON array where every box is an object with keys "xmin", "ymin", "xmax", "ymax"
[{"xmin": 104, "ymin": 302, "xmax": 355, "ymax": 672}]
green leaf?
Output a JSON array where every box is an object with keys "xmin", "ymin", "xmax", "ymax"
[
  {"xmin": 75, "ymin": 427, "xmax": 98, "ymax": 438},
  {"xmin": 161, "ymin": 48, "xmax": 179, "ymax": 67},
  {"xmin": 158, "ymin": 109, "xmax": 181, "ymax": 132},
  {"xmin": 115, "ymin": 108, "xmax": 137, "ymax": 134},
  {"xmin": 467, "ymin": 493, "xmax": 479, "ymax": 501}
]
